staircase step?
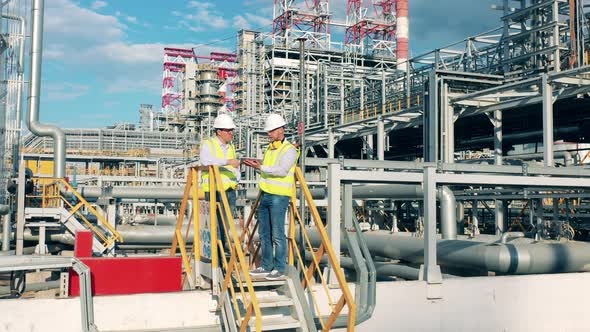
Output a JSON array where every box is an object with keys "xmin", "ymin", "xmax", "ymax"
[
  {"xmin": 257, "ymin": 295, "xmax": 294, "ymax": 308},
  {"xmin": 244, "ymin": 279, "xmax": 286, "ymax": 287},
  {"xmin": 240, "ymin": 294, "xmax": 294, "ymax": 308},
  {"xmin": 242, "ymin": 316, "xmax": 301, "ymax": 331}
]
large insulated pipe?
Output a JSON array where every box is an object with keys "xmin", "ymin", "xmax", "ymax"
[
  {"xmin": 508, "ymin": 151, "xmax": 574, "ymax": 166},
  {"xmin": 27, "ymin": 0, "xmax": 66, "ymax": 178},
  {"xmin": 351, "ymin": 184, "xmax": 457, "ymax": 239},
  {"xmin": 75, "ymin": 186, "xmax": 186, "ymax": 200},
  {"xmin": 307, "ymin": 230, "xmax": 590, "ymax": 275},
  {"xmin": 73, "ymin": 186, "xmax": 325, "ymax": 202},
  {"xmin": 396, "ymin": 0, "xmax": 409, "ymax": 70},
  {"xmin": 308, "ymin": 251, "xmax": 456, "ymax": 280},
  {"xmin": 22, "ymin": 226, "xmax": 189, "ymax": 245}
]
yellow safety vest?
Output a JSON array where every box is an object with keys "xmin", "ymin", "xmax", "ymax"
[
  {"xmin": 201, "ymin": 137, "xmax": 238, "ymax": 192},
  {"xmin": 259, "ymin": 140, "xmax": 296, "ymax": 197}
]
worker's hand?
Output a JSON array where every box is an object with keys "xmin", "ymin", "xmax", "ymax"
[
  {"xmin": 227, "ymin": 159, "xmax": 240, "ymax": 168},
  {"xmin": 243, "ymin": 158, "xmax": 261, "ymax": 170}
]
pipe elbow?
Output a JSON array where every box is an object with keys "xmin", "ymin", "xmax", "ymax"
[
  {"xmin": 500, "ymin": 231, "xmax": 525, "ymax": 244},
  {"xmin": 438, "ymin": 186, "xmax": 457, "ymax": 240}
]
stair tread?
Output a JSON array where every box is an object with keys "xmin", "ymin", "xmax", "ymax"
[
  {"xmin": 244, "ymin": 279, "xmax": 287, "ymax": 287},
  {"xmin": 243, "ymin": 316, "xmax": 301, "ymax": 331},
  {"xmin": 240, "ymin": 294, "xmax": 294, "ymax": 308}
]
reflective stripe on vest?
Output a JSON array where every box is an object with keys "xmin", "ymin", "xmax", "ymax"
[
  {"xmin": 259, "ymin": 141, "xmax": 296, "ymax": 197},
  {"xmin": 201, "ymin": 138, "xmax": 238, "ymax": 192}
]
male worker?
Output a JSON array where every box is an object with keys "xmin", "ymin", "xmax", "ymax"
[
  {"xmin": 243, "ymin": 113, "xmax": 298, "ymax": 280},
  {"xmin": 200, "ymin": 113, "xmax": 240, "ymax": 256}
]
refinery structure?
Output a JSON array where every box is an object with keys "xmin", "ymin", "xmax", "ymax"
[{"xmin": 3, "ymin": 0, "xmax": 590, "ymax": 331}]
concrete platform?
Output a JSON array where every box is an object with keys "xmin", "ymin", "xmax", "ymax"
[
  {"xmin": 2, "ymin": 272, "xmax": 590, "ymax": 331},
  {"xmin": 0, "ymin": 290, "xmax": 220, "ymax": 332},
  {"xmin": 338, "ymin": 272, "xmax": 590, "ymax": 332}
]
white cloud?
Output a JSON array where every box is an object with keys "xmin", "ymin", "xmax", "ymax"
[
  {"xmin": 105, "ymin": 77, "xmax": 160, "ymax": 94},
  {"xmin": 91, "ymin": 0, "xmax": 107, "ymax": 10},
  {"xmin": 187, "ymin": 1, "xmax": 214, "ymax": 9},
  {"xmin": 44, "ymin": 82, "xmax": 90, "ymax": 101},
  {"xmin": 232, "ymin": 15, "xmax": 250, "ymax": 30},
  {"xmin": 176, "ymin": 1, "xmax": 228, "ymax": 31},
  {"xmin": 232, "ymin": 12, "xmax": 273, "ymax": 30},
  {"xmin": 126, "ymin": 16, "xmax": 138, "ymax": 24},
  {"xmin": 45, "ymin": 0, "xmax": 125, "ymax": 44},
  {"xmin": 87, "ymin": 42, "xmax": 168, "ymax": 64}
]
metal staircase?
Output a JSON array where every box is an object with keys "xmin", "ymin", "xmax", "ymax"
[
  {"xmin": 171, "ymin": 165, "xmax": 357, "ymax": 332},
  {"xmin": 219, "ymin": 266, "xmax": 317, "ymax": 332},
  {"xmin": 25, "ymin": 207, "xmax": 108, "ymax": 253},
  {"xmin": 25, "ymin": 178, "xmax": 123, "ymax": 254}
]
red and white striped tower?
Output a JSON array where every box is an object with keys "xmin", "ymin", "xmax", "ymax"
[
  {"xmin": 273, "ymin": 0, "xmax": 331, "ymax": 49},
  {"xmin": 192, "ymin": 52, "xmax": 238, "ymax": 113},
  {"xmin": 396, "ymin": 0, "xmax": 409, "ymax": 70},
  {"xmin": 161, "ymin": 48, "xmax": 196, "ymax": 114},
  {"xmin": 345, "ymin": 0, "xmax": 397, "ymax": 58}
]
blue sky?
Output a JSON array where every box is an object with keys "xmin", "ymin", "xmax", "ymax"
[{"xmin": 41, "ymin": 0, "xmax": 499, "ymax": 128}]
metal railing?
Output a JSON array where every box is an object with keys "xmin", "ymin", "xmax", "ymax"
[
  {"xmin": 242, "ymin": 167, "xmax": 356, "ymax": 331},
  {"xmin": 27, "ymin": 177, "xmax": 123, "ymax": 249},
  {"xmin": 0, "ymin": 256, "xmax": 97, "ymax": 332},
  {"xmin": 170, "ymin": 165, "xmax": 262, "ymax": 332}
]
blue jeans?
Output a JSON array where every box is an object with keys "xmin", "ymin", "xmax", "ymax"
[
  {"xmin": 257, "ymin": 192, "xmax": 290, "ymax": 273},
  {"xmin": 205, "ymin": 189, "xmax": 236, "ymax": 257}
]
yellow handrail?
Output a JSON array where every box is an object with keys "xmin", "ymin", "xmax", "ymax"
[
  {"xmin": 210, "ymin": 166, "xmax": 262, "ymax": 332},
  {"xmin": 242, "ymin": 166, "xmax": 356, "ymax": 331},
  {"xmin": 295, "ymin": 167, "xmax": 356, "ymax": 330},
  {"xmin": 170, "ymin": 166, "xmax": 262, "ymax": 331},
  {"xmin": 29, "ymin": 177, "xmax": 123, "ymax": 248},
  {"xmin": 170, "ymin": 167, "xmax": 203, "ymax": 287}
]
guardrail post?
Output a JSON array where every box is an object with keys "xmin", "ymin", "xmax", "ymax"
[
  {"xmin": 16, "ymin": 160, "xmax": 26, "ymax": 255},
  {"xmin": 419, "ymin": 165, "xmax": 443, "ymax": 299},
  {"xmin": 327, "ymin": 162, "xmax": 341, "ymax": 285},
  {"xmin": 71, "ymin": 258, "xmax": 98, "ymax": 332}
]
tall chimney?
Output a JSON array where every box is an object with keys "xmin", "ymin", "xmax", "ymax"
[{"xmin": 396, "ymin": 0, "xmax": 409, "ymax": 70}]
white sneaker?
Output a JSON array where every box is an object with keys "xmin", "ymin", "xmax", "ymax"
[
  {"xmin": 249, "ymin": 267, "xmax": 269, "ymax": 276},
  {"xmin": 265, "ymin": 270, "xmax": 284, "ymax": 280}
]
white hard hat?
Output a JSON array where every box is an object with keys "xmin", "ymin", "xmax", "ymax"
[
  {"xmin": 264, "ymin": 113, "xmax": 286, "ymax": 132},
  {"xmin": 213, "ymin": 113, "xmax": 236, "ymax": 129}
]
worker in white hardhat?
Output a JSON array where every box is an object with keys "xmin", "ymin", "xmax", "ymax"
[
  {"xmin": 200, "ymin": 113, "xmax": 240, "ymax": 256},
  {"xmin": 243, "ymin": 113, "xmax": 298, "ymax": 280}
]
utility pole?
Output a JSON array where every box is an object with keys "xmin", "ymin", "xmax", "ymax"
[{"xmin": 298, "ymin": 38, "xmax": 306, "ymax": 223}]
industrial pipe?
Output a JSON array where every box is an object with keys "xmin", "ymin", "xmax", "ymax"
[
  {"xmin": 0, "ymin": 204, "xmax": 11, "ymax": 251},
  {"xmin": 508, "ymin": 151, "xmax": 575, "ymax": 166},
  {"xmin": 306, "ymin": 252, "xmax": 456, "ymax": 281},
  {"xmin": 72, "ymin": 186, "xmax": 327, "ymax": 202},
  {"xmin": 500, "ymin": 231, "xmax": 525, "ymax": 244},
  {"xmin": 306, "ymin": 230, "xmax": 590, "ymax": 275},
  {"xmin": 27, "ymin": 0, "xmax": 66, "ymax": 178},
  {"xmin": 75, "ymin": 186, "xmax": 186, "ymax": 200},
  {"xmin": 0, "ymin": 280, "xmax": 60, "ymax": 296},
  {"xmin": 351, "ymin": 184, "xmax": 457, "ymax": 239},
  {"xmin": 439, "ymin": 186, "xmax": 457, "ymax": 240}
]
